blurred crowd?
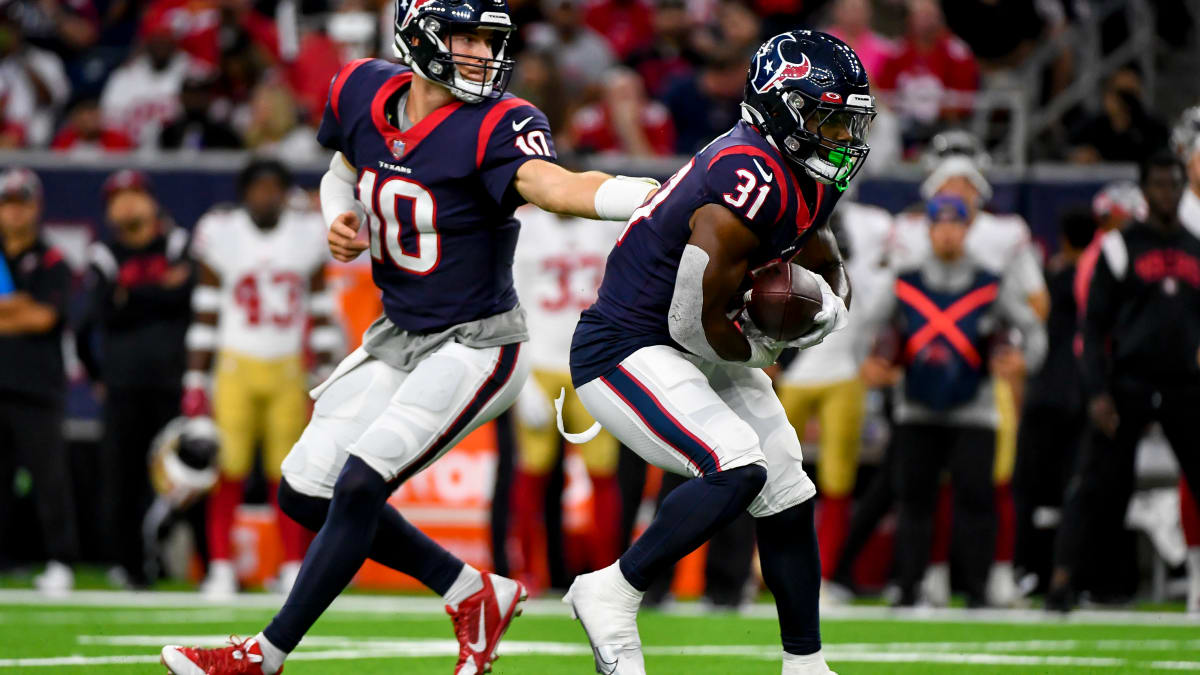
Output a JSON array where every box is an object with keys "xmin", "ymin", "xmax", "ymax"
[{"xmin": 0, "ymin": 0, "xmax": 1193, "ymax": 163}]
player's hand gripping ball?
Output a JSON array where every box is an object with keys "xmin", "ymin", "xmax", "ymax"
[{"xmin": 746, "ymin": 261, "xmax": 824, "ymax": 341}]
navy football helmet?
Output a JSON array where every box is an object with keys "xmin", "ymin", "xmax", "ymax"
[
  {"xmin": 394, "ymin": 0, "xmax": 515, "ymax": 103},
  {"xmin": 742, "ymin": 30, "xmax": 876, "ymax": 189}
]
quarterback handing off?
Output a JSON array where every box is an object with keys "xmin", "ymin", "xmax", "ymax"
[
  {"xmin": 160, "ymin": 0, "xmax": 656, "ymax": 672},
  {"xmin": 565, "ymin": 31, "xmax": 873, "ymax": 675}
]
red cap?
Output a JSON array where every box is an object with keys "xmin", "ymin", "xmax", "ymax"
[{"xmin": 102, "ymin": 169, "xmax": 153, "ymax": 202}]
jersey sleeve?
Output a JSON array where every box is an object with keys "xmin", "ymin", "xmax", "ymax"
[
  {"xmin": 477, "ymin": 101, "xmax": 557, "ymax": 208},
  {"xmin": 189, "ymin": 212, "xmax": 225, "ymax": 275},
  {"xmin": 315, "ymin": 59, "xmax": 372, "ymax": 158},
  {"xmin": 703, "ymin": 152, "xmax": 787, "ymax": 238}
]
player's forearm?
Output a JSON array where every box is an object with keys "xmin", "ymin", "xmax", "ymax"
[
  {"xmin": 186, "ymin": 280, "xmax": 220, "ymax": 379},
  {"xmin": 0, "ymin": 296, "xmax": 57, "ymax": 334},
  {"xmin": 816, "ymin": 259, "xmax": 852, "ymax": 310},
  {"xmin": 320, "ymin": 152, "xmax": 365, "ymax": 228},
  {"xmin": 521, "ymin": 167, "xmax": 611, "ymax": 218},
  {"xmin": 308, "ymin": 286, "xmax": 342, "ymax": 375}
]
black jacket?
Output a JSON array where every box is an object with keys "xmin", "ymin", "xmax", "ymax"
[
  {"xmin": 76, "ymin": 226, "xmax": 193, "ymax": 389},
  {"xmin": 1081, "ymin": 222, "xmax": 1200, "ymax": 396},
  {"xmin": 0, "ymin": 236, "xmax": 71, "ymax": 403}
]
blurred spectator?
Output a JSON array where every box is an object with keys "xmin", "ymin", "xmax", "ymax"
[
  {"xmin": 1048, "ymin": 152, "xmax": 1200, "ymax": 612},
  {"xmin": 876, "ymin": 0, "xmax": 978, "ymax": 150},
  {"xmin": 0, "ymin": 13, "xmax": 71, "ymax": 147},
  {"xmin": 242, "ymin": 81, "xmax": 322, "ymax": 159},
  {"xmin": 691, "ymin": 0, "xmax": 761, "ymax": 62},
  {"xmin": 567, "ymin": 68, "xmax": 675, "ymax": 156},
  {"xmin": 159, "ymin": 73, "xmax": 242, "ymax": 150},
  {"xmin": 778, "ymin": 202, "xmax": 893, "ymax": 586},
  {"xmin": 285, "ymin": 1, "xmax": 383, "ymax": 127},
  {"xmin": 625, "ymin": 0, "xmax": 696, "ymax": 99},
  {"xmin": 509, "ymin": 206, "xmax": 625, "ymax": 594},
  {"xmin": 187, "ymin": 160, "xmax": 334, "ymax": 597},
  {"xmin": 942, "ymin": 0, "xmax": 1046, "ymax": 71},
  {"xmin": 1173, "ymin": 106, "xmax": 1200, "ymax": 238},
  {"xmin": 1068, "ymin": 67, "xmax": 1169, "ymax": 165},
  {"xmin": 50, "ymin": 97, "xmax": 134, "ymax": 153},
  {"xmin": 100, "ymin": 26, "xmax": 195, "ymax": 148},
  {"xmin": 76, "ymin": 170, "xmax": 194, "ymax": 588},
  {"xmin": 0, "ymin": 168, "xmax": 78, "ymax": 593},
  {"xmin": 1011, "ymin": 208, "xmax": 1094, "ymax": 595},
  {"xmin": 861, "ymin": 194, "xmax": 1047, "ymax": 607},
  {"xmin": 526, "ymin": 0, "xmax": 616, "ymax": 100},
  {"xmin": 510, "ymin": 48, "xmax": 568, "ymax": 136},
  {"xmin": 583, "ymin": 0, "xmax": 654, "ymax": 61},
  {"xmin": 213, "ymin": 30, "xmax": 275, "ymax": 134},
  {"xmin": 822, "ymin": 0, "xmax": 894, "ymax": 82},
  {"xmin": 4, "ymin": 0, "xmax": 99, "ymax": 60},
  {"xmin": 138, "ymin": 0, "xmax": 278, "ymax": 69},
  {"xmin": 661, "ymin": 49, "xmax": 744, "ymax": 154}
]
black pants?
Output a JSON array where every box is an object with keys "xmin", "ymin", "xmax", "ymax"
[
  {"xmin": 0, "ymin": 394, "xmax": 78, "ymax": 563},
  {"xmin": 1054, "ymin": 382, "xmax": 1200, "ymax": 583},
  {"xmin": 100, "ymin": 385, "xmax": 181, "ymax": 584},
  {"xmin": 1012, "ymin": 404, "xmax": 1084, "ymax": 592},
  {"xmin": 893, "ymin": 423, "xmax": 995, "ymax": 603},
  {"xmin": 832, "ymin": 439, "xmax": 896, "ymax": 587}
]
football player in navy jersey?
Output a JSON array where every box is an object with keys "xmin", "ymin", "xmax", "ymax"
[
  {"xmin": 563, "ymin": 31, "xmax": 873, "ymax": 675},
  {"xmin": 160, "ymin": 0, "xmax": 658, "ymax": 673}
]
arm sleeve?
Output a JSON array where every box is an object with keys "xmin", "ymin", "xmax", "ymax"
[
  {"xmin": 1080, "ymin": 245, "xmax": 1121, "ymax": 397},
  {"xmin": 189, "ymin": 214, "xmax": 222, "ymax": 274},
  {"xmin": 479, "ymin": 104, "xmax": 557, "ymax": 208},
  {"xmin": 703, "ymin": 154, "xmax": 786, "ymax": 239}
]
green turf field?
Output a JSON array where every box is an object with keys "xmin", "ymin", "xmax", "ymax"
[{"xmin": 1, "ymin": 587, "xmax": 1198, "ymax": 673}]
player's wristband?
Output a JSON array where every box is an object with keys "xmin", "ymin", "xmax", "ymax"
[{"xmin": 594, "ymin": 175, "xmax": 660, "ymax": 221}]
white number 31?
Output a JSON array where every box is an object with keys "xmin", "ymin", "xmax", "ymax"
[{"xmin": 723, "ymin": 168, "xmax": 771, "ymax": 220}]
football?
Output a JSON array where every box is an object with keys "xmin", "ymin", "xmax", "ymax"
[{"xmin": 746, "ymin": 261, "xmax": 824, "ymax": 341}]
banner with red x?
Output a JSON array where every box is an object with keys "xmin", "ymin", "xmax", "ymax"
[{"xmin": 895, "ymin": 279, "xmax": 999, "ymax": 369}]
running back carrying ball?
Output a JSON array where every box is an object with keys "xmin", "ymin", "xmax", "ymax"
[{"xmin": 747, "ymin": 261, "xmax": 824, "ymax": 341}]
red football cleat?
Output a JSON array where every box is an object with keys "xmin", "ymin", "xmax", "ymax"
[
  {"xmin": 446, "ymin": 573, "xmax": 527, "ymax": 675},
  {"xmin": 160, "ymin": 635, "xmax": 281, "ymax": 675}
]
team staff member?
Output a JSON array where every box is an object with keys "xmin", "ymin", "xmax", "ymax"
[
  {"xmin": 1048, "ymin": 151, "xmax": 1200, "ymax": 612},
  {"xmin": 184, "ymin": 159, "xmax": 339, "ymax": 597},
  {"xmin": 862, "ymin": 195, "xmax": 1046, "ymax": 607},
  {"xmin": 0, "ymin": 168, "xmax": 78, "ymax": 594},
  {"xmin": 77, "ymin": 170, "xmax": 194, "ymax": 588}
]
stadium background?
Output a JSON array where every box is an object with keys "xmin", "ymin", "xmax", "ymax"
[{"xmin": 2, "ymin": 0, "xmax": 1200, "ymax": 671}]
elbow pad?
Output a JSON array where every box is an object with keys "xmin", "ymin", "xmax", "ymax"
[
  {"xmin": 594, "ymin": 175, "xmax": 660, "ymax": 221},
  {"xmin": 320, "ymin": 152, "xmax": 365, "ymax": 229}
]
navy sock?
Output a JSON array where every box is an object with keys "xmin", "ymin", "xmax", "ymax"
[
  {"xmin": 276, "ymin": 479, "xmax": 463, "ymax": 596},
  {"xmin": 757, "ymin": 500, "xmax": 821, "ymax": 655},
  {"xmin": 619, "ymin": 464, "xmax": 766, "ymax": 591},
  {"xmin": 264, "ymin": 457, "xmax": 392, "ymax": 652}
]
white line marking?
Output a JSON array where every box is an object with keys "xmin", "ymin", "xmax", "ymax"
[{"xmin": 1, "ymin": 589, "xmax": 1197, "ymax": 626}]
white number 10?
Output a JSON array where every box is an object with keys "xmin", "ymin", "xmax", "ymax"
[{"xmin": 359, "ymin": 169, "xmax": 440, "ymax": 275}]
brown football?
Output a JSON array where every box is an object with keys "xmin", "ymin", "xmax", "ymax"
[{"xmin": 747, "ymin": 261, "xmax": 823, "ymax": 341}]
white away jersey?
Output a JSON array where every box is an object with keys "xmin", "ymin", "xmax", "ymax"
[
  {"xmin": 888, "ymin": 209, "xmax": 1046, "ymax": 298},
  {"xmin": 512, "ymin": 206, "xmax": 623, "ymax": 371},
  {"xmin": 783, "ymin": 202, "xmax": 894, "ymax": 386},
  {"xmin": 192, "ymin": 206, "xmax": 329, "ymax": 359}
]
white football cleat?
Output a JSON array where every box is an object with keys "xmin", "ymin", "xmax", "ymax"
[
  {"xmin": 34, "ymin": 561, "xmax": 73, "ymax": 596},
  {"xmin": 921, "ymin": 563, "xmax": 950, "ymax": 607},
  {"xmin": 201, "ymin": 560, "xmax": 238, "ymax": 599},
  {"xmin": 274, "ymin": 561, "xmax": 301, "ymax": 596},
  {"xmin": 564, "ymin": 563, "xmax": 645, "ymax": 675},
  {"xmin": 986, "ymin": 561, "xmax": 1018, "ymax": 607}
]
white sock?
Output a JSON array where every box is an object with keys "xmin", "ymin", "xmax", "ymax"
[
  {"xmin": 602, "ymin": 561, "xmax": 644, "ymax": 603},
  {"xmin": 783, "ymin": 649, "xmax": 829, "ymax": 674},
  {"xmin": 1187, "ymin": 547, "xmax": 1200, "ymax": 578},
  {"xmin": 443, "ymin": 564, "xmax": 484, "ymax": 608},
  {"xmin": 253, "ymin": 632, "xmax": 287, "ymax": 674}
]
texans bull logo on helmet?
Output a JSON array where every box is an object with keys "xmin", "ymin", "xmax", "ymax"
[{"xmin": 753, "ymin": 35, "xmax": 812, "ymax": 94}]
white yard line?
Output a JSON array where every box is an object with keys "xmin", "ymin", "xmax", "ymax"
[{"xmin": 2, "ymin": 589, "xmax": 1198, "ymax": 627}]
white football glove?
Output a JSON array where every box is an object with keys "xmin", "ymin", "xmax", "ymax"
[
  {"xmin": 740, "ymin": 315, "xmax": 789, "ymax": 368},
  {"xmin": 788, "ymin": 269, "xmax": 849, "ymax": 351}
]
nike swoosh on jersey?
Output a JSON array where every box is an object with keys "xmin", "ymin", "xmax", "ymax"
[
  {"xmin": 467, "ymin": 612, "xmax": 487, "ymax": 652},
  {"xmin": 752, "ymin": 158, "xmax": 774, "ymax": 183},
  {"xmin": 512, "ymin": 116, "xmax": 534, "ymax": 132}
]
